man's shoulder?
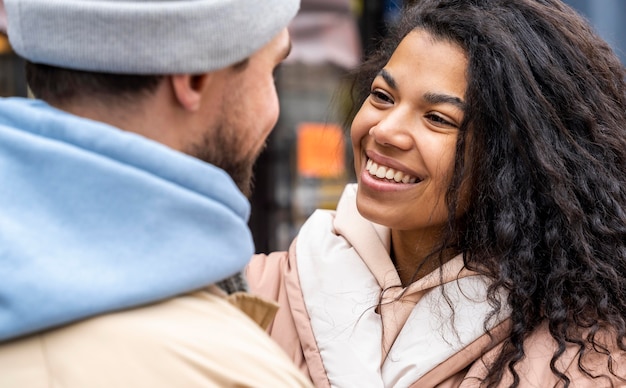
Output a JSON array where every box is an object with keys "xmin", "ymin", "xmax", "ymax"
[{"xmin": 0, "ymin": 290, "xmax": 312, "ymax": 387}]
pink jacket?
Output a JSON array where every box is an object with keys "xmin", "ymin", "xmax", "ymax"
[{"xmin": 247, "ymin": 184, "xmax": 626, "ymax": 387}]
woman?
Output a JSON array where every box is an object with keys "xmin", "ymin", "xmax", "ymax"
[{"xmin": 247, "ymin": 0, "xmax": 626, "ymax": 386}]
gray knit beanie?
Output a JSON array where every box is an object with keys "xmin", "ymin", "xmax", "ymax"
[{"xmin": 5, "ymin": 0, "xmax": 300, "ymax": 74}]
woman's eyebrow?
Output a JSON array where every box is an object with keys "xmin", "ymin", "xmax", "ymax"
[
  {"xmin": 424, "ymin": 92, "xmax": 466, "ymax": 111},
  {"xmin": 377, "ymin": 69, "xmax": 397, "ymax": 90},
  {"xmin": 377, "ymin": 69, "xmax": 465, "ymax": 111}
]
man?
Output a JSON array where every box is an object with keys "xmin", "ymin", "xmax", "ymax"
[{"xmin": 0, "ymin": 0, "xmax": 312, "ymax": 386}]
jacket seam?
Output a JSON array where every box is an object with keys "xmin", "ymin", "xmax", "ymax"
[{"xmin": 38, "ymin": 334, "xmax": 53, "ymax": 388}]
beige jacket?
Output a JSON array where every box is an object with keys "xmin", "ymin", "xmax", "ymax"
[
  {"xmin": 247, "ymin": 184, "xmax": 626, "ymax": 387},
  {"xmin": 0, "ymin": 286, "xmax": 313, "ymax": 388}
]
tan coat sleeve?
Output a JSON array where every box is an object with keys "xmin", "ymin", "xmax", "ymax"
[{"xmin": 0, "ymin": 290, "xmax": 313, "ymax": 388}]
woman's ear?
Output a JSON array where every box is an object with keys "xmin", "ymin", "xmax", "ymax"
[{"xmin": 170, "ymin": 74, "xmax": 211, "ymax": 112}]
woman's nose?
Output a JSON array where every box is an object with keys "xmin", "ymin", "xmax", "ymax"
[{"xmin": 368, "ymin": 108, "xmax": 414, "ymax": 150}]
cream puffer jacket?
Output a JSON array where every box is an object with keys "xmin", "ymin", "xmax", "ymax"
[{"xmin": 247, "ymin": 184, "xmax": 626, "ymax": 387}]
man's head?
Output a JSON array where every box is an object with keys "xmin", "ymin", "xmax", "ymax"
[
  {"xmin": 178, "ymin": 28, "xmax": 292, "ymax": 197},
  {"xmin": 5, "ymin": 0, "xmax": 299, "ymax": 195}
]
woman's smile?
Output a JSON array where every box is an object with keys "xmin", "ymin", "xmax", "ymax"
[{"xmin": 365, "ymin": 158, "xmax": 419, "ymax": 184}]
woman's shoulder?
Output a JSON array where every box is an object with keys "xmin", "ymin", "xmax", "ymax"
[
  {"xmin": 246, "ymin": 250, "xmax": 291, "ymax": 301},
  {"xmin": 526, "ymin": 323, "xmax": 625, "ymax": 380},
  {"xmin": 246, "ymin": 245, "xmax": 316, "ymax": 383},
  {"xmin": 466, "ymin": 322, "xmax": 626, "ymax": 386}
]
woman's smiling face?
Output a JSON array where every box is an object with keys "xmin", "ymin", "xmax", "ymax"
[{"xmin": 351, "ymin": 29, "xmax": 468, "ymax": 236}]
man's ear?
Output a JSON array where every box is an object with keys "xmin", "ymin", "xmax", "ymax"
[{"xmin": 170, "ymin": 74, "xmax": 211, "ymax": 112}]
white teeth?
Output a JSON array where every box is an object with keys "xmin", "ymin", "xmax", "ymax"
[
  {"xmin": 368, "ymin": 161, "xmax": 378, "ymax": 175},
  {"xmin": 364, "ymin": 158, "xmax": 418, "ymax": 183}
]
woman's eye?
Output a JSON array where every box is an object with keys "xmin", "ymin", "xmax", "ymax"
[
  {"xmin": 425, "ymin": 113, "xmax": 456, "ymax": 128},
  {"xmin": 369, "ymin": 89, "xmax": 393, "ymax": 104}
]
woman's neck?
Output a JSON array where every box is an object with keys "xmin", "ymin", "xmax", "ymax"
[{"xmin": 390, "ymin": 228, "xmax": 457, "ymax": 287}]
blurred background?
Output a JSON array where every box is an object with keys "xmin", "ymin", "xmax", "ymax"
[{"xmin": 1, "ymin": 0, "xmax": 624, "ymax": 253}]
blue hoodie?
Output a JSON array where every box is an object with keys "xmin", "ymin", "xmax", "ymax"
[{"xmin": 0, "ymin": 97, "xmax": 254, "ymax": 341}]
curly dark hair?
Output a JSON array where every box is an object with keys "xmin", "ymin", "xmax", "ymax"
[{"xmin": 350, "ymin": 0, "xmax": 626, "ymax": 386}]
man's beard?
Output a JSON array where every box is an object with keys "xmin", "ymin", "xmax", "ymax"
[{"xmin": 185, "ymin": 125, "xmax": 264, "ymax": 198}]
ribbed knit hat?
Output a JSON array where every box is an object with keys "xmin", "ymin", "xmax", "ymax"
[{"xmin": 5, "ymin": 0, "xmax": 300, "ymax": 74}]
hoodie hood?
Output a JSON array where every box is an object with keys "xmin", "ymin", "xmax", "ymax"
[{"xmin": 0, "ymin": 97, "xmax": 254, "ymax": 341}]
